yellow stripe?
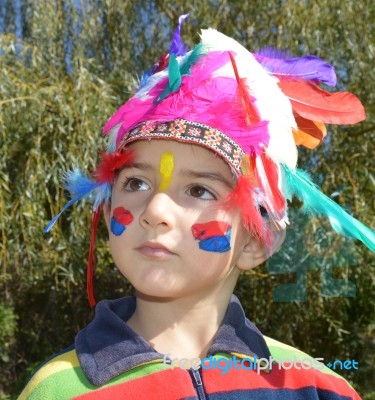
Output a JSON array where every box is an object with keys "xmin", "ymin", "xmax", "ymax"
[
  {"xmin": 18, "ymin": 349, "xmax": 80, "ymax": 399},
  {"xmin": 229, "ymin": 352, "xmax": 271, "ymax": 373},
  {"xmin": 264, "ymin": 335, "xmax": 319, "ymax": 360},
  {"xmin": 133, "ymin": 358, "xmax": 165, "ymax": 369}
]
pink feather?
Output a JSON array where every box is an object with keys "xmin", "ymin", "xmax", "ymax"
[{"xmin": 103, "ymin": 52, "xmax": 270, "ymax": 152}]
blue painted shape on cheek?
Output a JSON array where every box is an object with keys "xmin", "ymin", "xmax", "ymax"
[
  {"xmin": 110, "ymin": 217, "xmax": 126, "ymax": 236},
  {"xmin": 198, "ymin": 234, "xmax": 231, "ymax": 253}
]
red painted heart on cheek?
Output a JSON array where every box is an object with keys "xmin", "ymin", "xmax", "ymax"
[{"xmin": 113, "ymin": 207, "xmax": 134, "ymax": 225}]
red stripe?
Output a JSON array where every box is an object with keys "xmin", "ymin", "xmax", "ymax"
[
  {"xmin": 202, "ymin": 364, "xmax": 360, "ymax": 398},
  {"xmin": 73, "ymin": 368, "xmax": 196, "ymax": 400}
]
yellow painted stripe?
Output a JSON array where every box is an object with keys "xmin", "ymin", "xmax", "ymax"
[{"xmin": 159, "ymin": 151, "xmax": 174, "ymax": 191}]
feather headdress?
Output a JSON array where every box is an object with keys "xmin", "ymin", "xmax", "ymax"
[{"xmin": 45, "ymin": 15, "xmax": 372, "ymax": 307}]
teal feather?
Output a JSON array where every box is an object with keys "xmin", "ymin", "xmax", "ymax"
[
  {"xmin": 155, "ymin": 43, "xmax": 207, "ymax": 103},
  {"xmin": 168, "ymin": 54, "xmax": 182, "ymax": 91},
  {"xmin": 281, "ymin": 164, "xmax": 375, "ymax": 252},
  {"xmin": 157, "ymin": 54, "xmax": 181, "ymax": 102},
  {"xmin": 179, "ymin": 42, "xmax": 206, "ymax": 76}
]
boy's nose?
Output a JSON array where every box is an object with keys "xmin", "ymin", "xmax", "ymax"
[{"xmin": 140, "ymin": 192, "xmax": 176, "ymax": 230}]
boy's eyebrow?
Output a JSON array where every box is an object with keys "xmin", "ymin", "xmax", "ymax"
[
  {"xmin": 120, "ymin": 163, "xmax": 235, "ymax": 189},
  {"xmin": 180, "ymin": 169, "xmax": 235, "ymax": 189},
  {"xmin": 121, "ymin": 162, "xmax": 153, "ymax": 171}
]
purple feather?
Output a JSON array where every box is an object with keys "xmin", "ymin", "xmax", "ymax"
[
  {"xmin": 169, "ymin": 13, "xmax": 190, "ymax": 56},
  {"xmin": 255, "ymin": 47, "xmax": 337, "ymax": 87}
]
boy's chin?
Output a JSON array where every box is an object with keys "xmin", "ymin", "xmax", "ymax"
[{"xmin": 133, "ymin": 290, "xmax": 180, "ymax": 303}]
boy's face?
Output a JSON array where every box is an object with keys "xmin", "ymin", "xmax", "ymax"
[{"xmin": 104, "ymin": 140, "xmax": 261, "ymax": 300}]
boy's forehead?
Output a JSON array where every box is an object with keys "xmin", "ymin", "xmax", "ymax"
[{"xmin": 126, "ymin": 139, "xmax": 233, "ymax": 173}]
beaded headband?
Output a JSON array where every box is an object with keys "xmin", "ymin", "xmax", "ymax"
[{"xmin": 122, "ymin": 119, "xmax": 245, "ymax": 173}]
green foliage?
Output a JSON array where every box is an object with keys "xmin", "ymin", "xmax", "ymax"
[
  {"xmin": 0, "ymin": 0, "xmax": 374, "ymax": 398},
  {"xmin": 0, "ymin": 303, "xmax": 17, "ymax": 363}
]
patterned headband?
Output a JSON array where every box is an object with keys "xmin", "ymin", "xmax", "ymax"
[{"xmin": 121, "ymin": 119, "xmax": 245, "ymax": 173}]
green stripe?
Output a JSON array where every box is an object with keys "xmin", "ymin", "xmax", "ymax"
[
  {"xmin": 265, "ymin": 337, "xmax": 349, "ymax": 381},
  {"xmin": 26, "ymin": 361, "xmax": 169, "ymax": 399}
]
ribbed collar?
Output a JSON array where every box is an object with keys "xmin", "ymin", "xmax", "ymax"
[{"xmin": 75, "ymin": 294, "xmax": 271, "ymax": 386}]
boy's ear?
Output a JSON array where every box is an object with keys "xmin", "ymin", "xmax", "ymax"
[
  {"xmin": 103, "ymin": 203, "xmax": 111, "ymax": 232},
  {"xmin": 236, "ymin": 226, "xmax": 286, "ymax": 271}
]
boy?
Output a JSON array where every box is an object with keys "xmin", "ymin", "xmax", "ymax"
[{"xmin": 19, "ymin": 20, "xmax": 374, "ymax": 399}]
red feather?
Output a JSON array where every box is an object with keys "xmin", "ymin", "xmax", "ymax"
[
  {"xmin": 87, "ymin": 207, "xmax": 102, "ymax": 309},
  {"xmin": 222, "ymin": 175, "xmax": 268, "ymax": 244},
  {"xmin": 258, "ymin": 152, "xmax": 286, "ymax": 214},
  {"xmin": 95, "ymin": 150, "xmax": 134, "ymax": 184},
  {"xmin": 293, "ymin": 114, "xmax": 327, "ymax": 149},
  {"xmin": 228, "ymin": 52, "xmax": 260, "ymax": 125},
  {"xmin": 278, "ymin": 80, "xmax": 365, "ymax": 124},
  {"xmin": 155, "ymin": 53, "xmax": 170, "ymax": 72}
]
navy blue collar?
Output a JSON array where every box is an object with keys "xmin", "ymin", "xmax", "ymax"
[{"xmin": 76, "ymin": 294, "xmax": 271, "ymax": 386}]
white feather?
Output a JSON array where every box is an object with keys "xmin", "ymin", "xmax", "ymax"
[
  {"xmin": 106, "ymin": 124, "xmax": 121, "ymax": 153},
  {"xmin": 200, "ymin": 29, "xmax": 298, "ymax": 168}
]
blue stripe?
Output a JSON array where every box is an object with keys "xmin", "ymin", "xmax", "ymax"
[{"xmin": 208, "ymin": 387, "xmax": 353, "ymax": 400}]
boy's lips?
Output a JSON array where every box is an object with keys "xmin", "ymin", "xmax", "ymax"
[{"xmin": 136, "ymin": 242, "xmax": 175, "ymax": 258}]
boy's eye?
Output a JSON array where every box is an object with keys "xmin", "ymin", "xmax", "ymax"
[
  {"xmin": 124, "ymin": 178, "xmax": 150, "ymax": 192},
  {"xmin": 188, "ymin": 185, "xmax": 216, "ymax": 200}
]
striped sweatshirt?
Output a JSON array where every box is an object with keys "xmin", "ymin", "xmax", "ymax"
[{"xmin": 19, "ymin": 295, "xmax": 361, "ymax": 399}]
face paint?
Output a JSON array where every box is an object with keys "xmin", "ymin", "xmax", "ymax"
[
  {"xmin": 158, "ymin": 151, "xmax": 174, "ymax": 191},
  {"xmin": 192, "ymin": 221, "xmax": 231, "ymax": 240},
  {"xmin": 192, "ymin": 221, "xmax": 232, "ymax": 253},
  {"xmin": 199, "ymin": 235, "xmax": 231, "ymax": 253},
  {"xmin": 110, "ymin": 207, "xmax": 134, "ymax": 236}
]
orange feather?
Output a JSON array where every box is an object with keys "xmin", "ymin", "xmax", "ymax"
[
  {"xmin": 293, "ymin": 115, "xmax": 327, "ymax": 149},
  {"xmin": 278, "ymin": 80, "xmax": 365, "ymax": 124}
]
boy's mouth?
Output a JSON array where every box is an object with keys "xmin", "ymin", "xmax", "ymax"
[{"xmin": 136, "ymin": 242, "xmax": 175, "ymax": 258}]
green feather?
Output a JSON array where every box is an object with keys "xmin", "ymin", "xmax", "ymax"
[
  {"xmin": 155, "ymin": 43, "xmax": 207, "ymax": 104},
  {"xmin": 281, "ymin": 164, "xmax": 375, "ymax": 252},
  {"xmin": 156, "ymin": 54, "xmax": 181, "ymax": 103},
  {"xmin": 179, "ymin": 42, "xmax": 207, "ymax": 76}
]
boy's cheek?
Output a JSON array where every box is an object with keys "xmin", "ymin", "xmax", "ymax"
[{"xmin": 110, "ymin": 207, "xmax": 134, "ymax": 236}]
